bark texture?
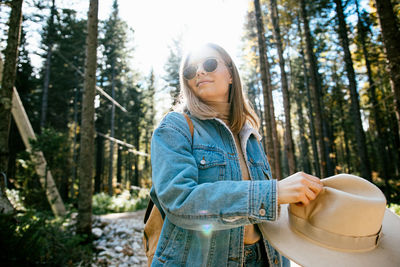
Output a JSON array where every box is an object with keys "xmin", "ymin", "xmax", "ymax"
[
  {"xmin": 0, "ymin": 0, "xmax": 23, "ymax": 213},
  {"xmin": 374, "ymin": 0, "xmax": 400, "ymax": 134},
  {"xmin": 254, "ymin": 0, "xmax": 282, "ymax": 179},
  {"xmin": 334, "ymin": 0, "xmax": 371, "ymax": 180},
  {"xmin": 77, "ymin": 0, "xmax": 98, "ymax": 237},
  {"xmin": 268, "ymin": 0, "xmax": 296, "ymax": 174},
  {"xmin": 300, "ymin": 0, "xmax": 328, "ymax": 177}
]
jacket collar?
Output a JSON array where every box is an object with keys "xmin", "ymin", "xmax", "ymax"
[
  {"xmin": 239, "ymin": 121, "xmax": 262, "ymax": 142},
  {"xmin": 213, "ymin": 117, "xmax": 262, "ymax": 142},
  {"xmin": 238, "ymin": 121, "xmax": 262, "ymax": 154}
]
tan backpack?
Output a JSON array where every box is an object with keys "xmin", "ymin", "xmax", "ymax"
[{"xmin": 143, "ymin": 113, "xmax": 194, "ymax": 266}]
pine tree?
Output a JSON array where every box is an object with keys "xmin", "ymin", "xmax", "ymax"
[
  {"xmin": 40, "ymin": 0, "xmax": 56, "ymax": 130},
  {"xmin": 299, "ymin": 0, "xmax": 329, "ymax": 177},
  {"xmin": 254, "ymin": 0, "xmax": 282, "ymax": 179},
  {"xmin": 268, "ymin": 0, "xmax": 296, "ymax": 174},
  {"xmin": 241, "ymin": 7, "xmax": 267, "ymax": 150},
  {"xmin": 334, "ymin": 0, "xmax": 371, "ymax": 180},
  {"xmin": 164, "ymin": 37, "xmax": 183, "ymax": 107},
  {"xmin": 374, "ymin": 0, "xmax": 400, "ymax": 133},
  {"xmin": 297, "ymin": 15, "xmax": 320, "ymax": 177},
  {"xmin": 98, "ymin": 0, "xmax": 136, "ymax": 194},
  {"xmin": 0, "ymin": 0, "xmax": 23, "ymax": 213},
  {"xmin": 77, "ymin": 0, "xmax": 98, "ymax": 238},
  {"xmin": 142, "ymin": 69, "xmax": 156, "ymax": 182}
]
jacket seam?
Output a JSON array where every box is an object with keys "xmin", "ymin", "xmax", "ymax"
[{"xmin": 158, "ymin": 124, "xmax": 192, "ymax": 146}]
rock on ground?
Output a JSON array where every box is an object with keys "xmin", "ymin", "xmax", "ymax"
[
  {"xmin": 89, "ymin": 209, "xmax": 300, "ymax": 267},
  {"xmin": 92, "ymin": 209, "xmax": 148, "ymax": 267}
]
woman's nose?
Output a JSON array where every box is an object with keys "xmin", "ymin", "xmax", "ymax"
[{"xmin": 196, "ymin": 64, "xmax": 206, "ymax": 76}]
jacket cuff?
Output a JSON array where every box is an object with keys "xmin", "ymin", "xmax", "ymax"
[
  {"xmin": 249, "ymin": 179, "xmax": 277, "ymax": 221},
  {"xmin": 276, "ymin": 180, "xmax": 281, "ymax": 218}
]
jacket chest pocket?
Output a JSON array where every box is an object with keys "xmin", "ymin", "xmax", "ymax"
[
  {"xmin": 248, "ymin": 151, "xmax": 272, "ymax": 181},
  {"xmin": 193, "ymin": 145, "xmax": 226, "ymax": 183}
]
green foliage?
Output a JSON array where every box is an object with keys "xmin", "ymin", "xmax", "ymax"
[
  {"xmin": 14, "ymin": 151, "xmax": 52, "ymax": 211},
  {"xmin": 92, "ymin": 188, "xmax": 149, "ymax": 215},
  {"xmin": 13, "ymin": 127, "xmax": 72, "ymax": 210},
  {"xmin": 163, "ymin": 36, "xmax": 183, "ymax": 106},
  {"xmin": 0, "ymin": 211, "xmax": 92, "ymax": 266},
  {"xmin": 40, "ymin": 7, "xmax": 86, "ymax": 131},
  {"xmin": 31, "ymin": 128, "xmax": 71, "ymax": 168},
  {"xmin": 6, "ymin": 189, "xmax": 26, "ymax": 211},
  {"xmin": 388, "ymin": 203, "xmax": 400, "ymax": 216}
]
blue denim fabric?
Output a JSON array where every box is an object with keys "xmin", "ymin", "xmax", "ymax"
[
  {"xmin": 150, "ymin": 112, "xmax": 290, "ymax": 267},
  {"xmin": 244, "ymin": 241, "xmax": 268, "ymax": 267}
]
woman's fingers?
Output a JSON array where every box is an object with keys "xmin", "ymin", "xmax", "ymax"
[
  {"xmin": 277, "ymin": 172, "xmax": 323, "ymax": 206},
  {"xmin": 303, "ymin": 172, "xmax": 323, "ymax": 185},
  {"xmin": 304, "ymin": 186, "xmax": 318, "ymax": 201},
  {"xmin": 304, "ymin": 178, "xmax": 323, "ymax": 195}
]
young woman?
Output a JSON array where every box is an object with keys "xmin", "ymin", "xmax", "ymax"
[{"xmin": 149, "ymin": 43, "xmax": 323, "ymax": 266}]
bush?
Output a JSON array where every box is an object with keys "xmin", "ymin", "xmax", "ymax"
[
  {"xmin": 92, "ymin": 188, "xmax": 149, "ymax": 215},
  {"xmin": 13, "ymin": 127, "xmax": 73, "ymax": 211},
  {"xmin": 14, "ymin": 151, "xmax": 52, "ymax": 211},
  {"xmin": 0, "ymin": 210, "xmax": 93, "ymax": 266}
]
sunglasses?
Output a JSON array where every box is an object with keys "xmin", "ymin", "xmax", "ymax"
[{"xmin": 183, "ymin": 58, "xmax": 220, "ymax": 80}]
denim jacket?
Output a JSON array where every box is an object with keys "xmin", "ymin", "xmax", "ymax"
[{"xmin": 150, "ymin": 112, "xmax": 290, "ymax": 267}]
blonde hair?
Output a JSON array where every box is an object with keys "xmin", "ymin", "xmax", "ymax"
[{"xmin": 174, "ymin": 43, "xmax": 260, "ymax": 133}]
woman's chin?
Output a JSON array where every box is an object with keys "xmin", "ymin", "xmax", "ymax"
[{"xmin": 198, "ymin": 91, "xmax": 215, "ymax": 101}]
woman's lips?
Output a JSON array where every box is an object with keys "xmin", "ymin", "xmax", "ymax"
[{"xmin": 197, "ymin": 80, "xmax": 212, "ymax": 87}]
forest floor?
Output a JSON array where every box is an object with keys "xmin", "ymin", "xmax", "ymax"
[
  {"xmin": 91, "ymin": 209, "xmax": 147, "ymax": 267},
  {"xmin": 90, "ymin": 209, "xmax": 300, "ymax": 267}
]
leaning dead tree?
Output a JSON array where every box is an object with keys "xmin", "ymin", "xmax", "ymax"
[{"xmin": 12, "ymin": 88, "xmax": 66, "ymax": 216}]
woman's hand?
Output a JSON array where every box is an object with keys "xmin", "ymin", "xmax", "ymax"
[{"xmin": 277, "ymin": 172, "xmax": 323, "ymax": 206}]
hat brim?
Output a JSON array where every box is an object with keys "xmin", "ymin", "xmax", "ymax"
[{"xmin": 259, "ymin": 204, "xmax": 400, "ymax": 267}]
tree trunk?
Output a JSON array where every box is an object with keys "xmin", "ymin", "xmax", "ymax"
[
  {"xmin": 295, "ymin": 83, "xmax": 311, "ymax": 174},
  {"xmin": 40, "ymin": 0, "xmax": 56, "ymax": 130},
  {"xmin": 356, "ymin": 0, "xmax": 391, "ymax": 181},
  {"xmin": 268, "ymin": 0, "xmax": 296, "ymax": 175},
  {"xmin": 94, "ymin": 134, "xmax": 104, "ymax": 193},
  {"xmin": 287, "ymin": 36, "xmax": 311, "ymax": 173},
  {"xmin": 389, "ymin": 110, "xmax": 400, "ymax": 176},
  {"xmin": 124, "ymin": 150, "xmax": 129, "ymax": 185},
  {"xmin": 299, "ymin": 0, "xmax": 328, "ymax": 178},
  {"xmin": 77, "ymin": 0, "xmax": 98, "ymax": 237},
  {"xmin": 108, "ymin": 60, "xmax": 116, "ymax": 195},
  {"xmin": 255, "ymin": 81, "xmax": 267, "ymax": 152},
  {"xmin": 332, "ymin": 63, "xmax": 351, "ymax": 173},
  {"xmin": 128, "ymin": 152, "xmax": 132, "ymax": 185},
  {"xmin": 117, "ymin": 146, "xmax": 122, "ymax": 184},
  {"xmin": 254, "ymin": 0, "xmax": 282, "ymax": 179},
  {"xmin": 374, "ymin": 0, "xmax": 400, "ymax": 135},
  {"xmin": 132, "ymin": 154, "xmax": 138, "ymax": 186},
  {"xmin": 334, "ymin": 0, "xmax": 371, "ymax": 180},
  {"xmin": 70, "ymin": 87, "xmax": 79, "ymax": 198},
  {"xmin": 297, "ymin": 16, "xmax": 320, "ymax": 177},
  {"xmin": 134, "ymin": 133, "xmax": 140, "ymax": 186},
  {"xmin": 0, "ymin": 0, "xmax": 23, "ymax": 213}
]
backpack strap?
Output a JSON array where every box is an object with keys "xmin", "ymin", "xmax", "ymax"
[
  {"xmin": 144, "ymin": 198, "xmax": 154, "ymax": 224},
  {"xmin": 144, "ymin": 113, "xmax": 194, "ymax": 224}
]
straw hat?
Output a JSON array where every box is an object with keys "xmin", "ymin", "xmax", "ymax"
[{"xmin": 259, "ymin": 174, "xmax": 400, "ymax": 267}]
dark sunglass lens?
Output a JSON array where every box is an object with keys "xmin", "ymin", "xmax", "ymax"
[
  {"xmin": 203, "ymin": 58, "xmax": 218, "ymax": 72},
  {"xmin": 183, "ymin": 65, "xmax": 197, "ymax": 80}
]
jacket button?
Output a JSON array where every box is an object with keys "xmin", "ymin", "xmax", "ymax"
[
  {"xmin": 274, "ymin": 258, "xmax": 279, "ymax": 264},
  {"xmin": 200, "ymin": 159, "xmax": 206, "ymax": 165},
  {"xmin": 259, "ymin": 208, "xmax": 266, "ymax": 216}
]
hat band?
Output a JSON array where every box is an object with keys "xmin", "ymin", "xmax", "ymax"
[{"xmin": 288, "ymin": 210, "xmax": 382, "ymax": 252}]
